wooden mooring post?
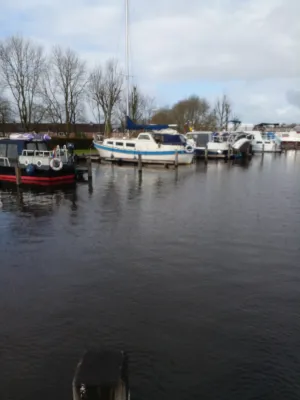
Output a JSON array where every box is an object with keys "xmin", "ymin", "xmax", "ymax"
[
  {"xmin": 138, "ymin": 154, "xmax": 142, "ymax": 173},
  {"xmin": 204, "ymin": 146, "xmax": 208, "ymax": 164},
  {"xmin": 15, "ymin": 164, "xmax": 21, "ymax": 185},
  {"xmin": 87, "ymin": 157, "xmax": 92, "ymax": 180},
  {"xmin": 174, "ymin": 150, "xmax": 178, "ymax": 168}
]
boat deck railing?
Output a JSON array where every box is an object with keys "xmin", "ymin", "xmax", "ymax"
[
  {"xmin": 0, "ymin": 156, "xmax": 10, "ymax": 167},
  {"xmin": 22, "ymin": 150, "xmax": 54, "ymax": 158}
]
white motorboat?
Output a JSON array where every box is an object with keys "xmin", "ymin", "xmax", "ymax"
[
  {"xmin": 276, "ymin": 130, "xmax": 300, "ymax": 148},
  {"xmin": 207, "ymin": 132, "xmax": 252, "ymax": 158},
  {"xmin": 94, "ymin": 129, "xmax": 194, "ymax": 165},
  {"xmin": 206, "ymin": 133, "xmax": 229, "ymax": 157},
  {"xmin": 229, "ymin": 132, "xmax": 252, "ymax": 153},
  {"xmin": 206, "ymin": 132, "xmax": 252, "ymax": 158},
  {"xmin": 244, "ymin": 131, "xmax": 282, "ymax": 153}
]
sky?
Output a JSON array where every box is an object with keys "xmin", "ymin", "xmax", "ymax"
[{"xmin": 0, "ymin": 0, "xmax": 299, "ymax": 123}]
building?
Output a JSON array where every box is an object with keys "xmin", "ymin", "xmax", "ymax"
[{"xmin": 0, "ymin": 122, "xmax": 105, "ymax": 138}]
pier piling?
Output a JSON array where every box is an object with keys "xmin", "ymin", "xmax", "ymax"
[
  {"xmin": 138, "ymin": 154, "xmax": 142, "ymax": 173},
  {"xmin": 204, "ymin": 146, "xmax": 208, "ymax": 164},
  {"xmin": 174, "ymin": 150, "xmax": 178, "ymax": 168},
  {"xmin": 15, "ymin": 164, "xmax": 21, "ymax": 185},
  {"xmin": 87, "ymin": 157, "xmax": 92, "ymax": 180}
]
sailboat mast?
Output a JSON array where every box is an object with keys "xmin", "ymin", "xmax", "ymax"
[{"xmin": 125, "ymin": 0, "xmax": 130, "ymax": 118}]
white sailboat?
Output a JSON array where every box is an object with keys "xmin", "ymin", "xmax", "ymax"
[{"xmin": 93, "ymin": 0, "xmax": 194, "ymax": 165}]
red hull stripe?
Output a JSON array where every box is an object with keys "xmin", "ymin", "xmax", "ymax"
[{"xmin": 0, "ymin": 174, "xmax": 75, "ymax": 185}]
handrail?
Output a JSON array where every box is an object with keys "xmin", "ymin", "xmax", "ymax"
[
  {"xmin": 21, "ymin": 149, "xmax": 63, "ymax": 157},
  {"xmin": 0, "ymin": 156, "xmax": 10, "ymax": 166}
]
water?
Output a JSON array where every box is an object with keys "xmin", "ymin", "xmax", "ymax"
[{"xmin": 0, "ymin": 153, "xmax": 300, "ymax": 400}]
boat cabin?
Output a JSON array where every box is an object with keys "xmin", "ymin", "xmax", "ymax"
[
  {"xmin": 0, "ymin": 138, "xmax": 49, "ymax": 162},
  {"xmin": 186, "ymin": 132, "xmax": 211, "ymax": 148},
  {"xmin": 103, "ymin": 132, "xmax": 186, "ymax": 148},
  {"xmin": 72, "ymin": 350, "xmax": 129, "ymax": 400}
]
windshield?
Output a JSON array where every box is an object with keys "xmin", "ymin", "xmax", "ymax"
[
  {"xmin": 153, "ymin": 134, "xmax": 185, "ymax": 145},
  {"xmin": 195, "ymin": 134, "xmax": 209, "ymax": 146}
]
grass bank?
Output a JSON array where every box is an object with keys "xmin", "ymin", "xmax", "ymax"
[{"xmin": 74, "ymin": 149, "xmax": 98, "ymax": 156}]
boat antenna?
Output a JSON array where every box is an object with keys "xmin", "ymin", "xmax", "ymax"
[{"xmin": 125, "ymin": 0, "xmax": 130, "ymax": 120}]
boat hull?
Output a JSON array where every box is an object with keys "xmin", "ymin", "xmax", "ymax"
[
  {"xmin": 0, "ymin": 165, "xmax": 76, "ymax": 185},
  {"xmin": 232, "ymin": 138, "xmax": 251, "ymax": 152},
  {"xmin": 194, "ymin": 147, "xmax": 206, "ymax": 157},
  {"xmin": 94, "ymin": 142, "xmax": 194, "ymax": 165},
  {"xmin": 206, "ymin": 142, "xmax": 228, "ymax": 158}
]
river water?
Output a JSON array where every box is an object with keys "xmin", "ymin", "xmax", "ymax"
[{"xmin": 0, "ymin": 153, "xmax": 300, "ymax": 400}]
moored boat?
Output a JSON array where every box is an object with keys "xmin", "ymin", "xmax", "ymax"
[
  {"xmin": 0, "ymin": 133, "xmax": 76, "ymax": 185},
  {"xmin": 244, "ymin": 131, "xmax": 282, "ymax": 153},
  {"xmin": 206, "ymin": 132, "xmax": 252, "ymax": 158},
  {"xmin": 276, "ymin": 130, "xmax": 300, "ymax": 149},
  {"xmin": 206, "ymin": 132, "xmax": 229, "ymax": 157},
  {"xmin": 94, "ymin": 118, "xmax": 195, "ymax": 165},
  {"xmin": 94, "ymin": 131, "xmax": 194, "ymax": 165}
]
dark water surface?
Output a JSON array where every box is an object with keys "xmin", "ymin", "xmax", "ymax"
[{"xmin": 1, "ymin": 153, "xmax": 300, "ymax": 400}]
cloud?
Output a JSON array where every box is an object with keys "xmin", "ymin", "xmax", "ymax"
[
  {"xmin": 0, "ymin": 0, "xmax": 299, "ymax": 122},
  {"xmin": 286, "ymin": 90, "xmax": 300, "ymax": 109}
]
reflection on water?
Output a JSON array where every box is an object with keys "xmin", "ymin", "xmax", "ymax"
[
  {"xmin": 1, "ymin": 155, "xmax": 300, "ymax": 400},
  {"xmin": 0, "ymin": 184, "xmax": 77, "ymax": 216}
]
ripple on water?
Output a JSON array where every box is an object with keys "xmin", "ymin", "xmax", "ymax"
[{"xmin": 1, "ymin": 156, "xmax": 300, "ymax": 400}]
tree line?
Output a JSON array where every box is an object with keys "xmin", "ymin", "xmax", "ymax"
[{"xmin": 0, "ymin": 35, "xmax": 235, "ymax": 135}]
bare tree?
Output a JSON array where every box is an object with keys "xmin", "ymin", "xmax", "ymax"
[
  {"xmin": 0, "ymin": 35, "xmax": 45, "ymax": 131},
  {"xmin": 44, "ymin": 46, "xmax": 86, "ymax": 134},
  {"xmin": 87, "ymin": 59, "xmax": 123, "ymax": 136},
  {"xmin": 40, "ymin": 67, "xmax": 64, "ymax": 124},
  {"xmin": 214, "ymin": 94, "xmax": 232, "ymax": 130},
  {"xmin": 87, "ymin": 96, "xmax": 102, "ymax": 129},
  {"xmin": 0, "ymin": 95, "xmax": 13, "ymax": 124}
]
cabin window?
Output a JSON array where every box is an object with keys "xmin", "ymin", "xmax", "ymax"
[
  {"xmin": 195, "ymin": 134, "xmax": 209, "ymax": 146},
  {"xmin": 7, "ymin": 144, "xmax": 18, "ymax": 159},
  {"xmin": 138, "ymin": 134, "xmax": 150, "ymax": 140},
  {"xmin": 107, "ymin": 141, "xmax": 114, "ymax": 145},
  {"xmin": 115, "ymin": 142, "xmax": 124, "ymax": 146},
  {"xmin": 37, "ymin": 142, "xmax": 48, "ymax": 151},
  {"xmin": 26, "ymin": 142, "xmax": 37, "ymax": 151},
  {"xmin": 126, "ymin": 143, "xmax": 135, "ymax": 148},
  {"xmin": 154, "ymin": 134, "xmax": 185, "ymax": 145},
  {"xmin": 256, "ymin": 141, "xmax": 262, "ymax": 144},
  {"xmin": 0, "ymin": 143, "xmax": 6, "ymax": 157}
]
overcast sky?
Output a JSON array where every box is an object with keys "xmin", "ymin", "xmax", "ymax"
[{"xmin": 0, "ymin": 0, "xmax": 299, "ymax": 123}]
